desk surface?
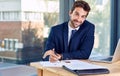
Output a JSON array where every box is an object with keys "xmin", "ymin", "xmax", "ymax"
[{"xmin": 30, "ymin": 60, "xmax": 120, "ymax": 76}]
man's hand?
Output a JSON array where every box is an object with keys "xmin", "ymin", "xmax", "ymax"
[
  {"xmin": 42, "ymin": 49, "xmax": 55, "ymax": 59},
  {"xmin": 42, "ymin": 49, "xmax": 62, "ymax": 62},
  {"xmin": 49, "ymin": 53, "xmax": 62, "ymax": 62}
]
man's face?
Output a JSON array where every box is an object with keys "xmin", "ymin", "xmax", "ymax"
[{"xmin": 69, "ymin": 7, "xmax": 88, "ymax": 28}]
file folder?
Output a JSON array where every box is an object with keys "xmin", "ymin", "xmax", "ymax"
[{"xmin": 63, "ymin": 65, "xmax": 110, "ymax": 75}]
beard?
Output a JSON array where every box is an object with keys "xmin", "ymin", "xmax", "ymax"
[{"xmin": 70, "ymin": 19, "xmax": 83, "ymax": 28}]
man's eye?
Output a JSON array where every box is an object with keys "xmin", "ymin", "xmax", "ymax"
[
  {"xmin": 75, "ymin": 13, "xmax": 79, "ymax": 16},
  {"xmin": 81, "ymin": 15, "xmax": 86, "ymax": 18}
]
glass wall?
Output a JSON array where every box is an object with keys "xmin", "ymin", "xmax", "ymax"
[
  {"xmin": 0, "ymin": 0, "xmax": 59, "ymax": 64},
  {"xmin": 42, "ymin": 0, "xmax": 59, "ymax": 38},
  {"xmin": 84, "ymin": 0, "xmax": 111, "ymax": 57}
]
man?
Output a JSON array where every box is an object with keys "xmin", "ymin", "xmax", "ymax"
[{"xmin": 43, "ymin": 0, "xmax": 95, "ymax": 62}]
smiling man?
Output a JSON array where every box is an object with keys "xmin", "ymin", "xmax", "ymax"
[{"xmin": 43, "ymin": 0, "xmax": 95, "ymax": 62}]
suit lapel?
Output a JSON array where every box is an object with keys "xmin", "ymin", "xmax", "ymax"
[{"xmin": 63, "ymin": 23, "xmax": 68, "ymax": 52}]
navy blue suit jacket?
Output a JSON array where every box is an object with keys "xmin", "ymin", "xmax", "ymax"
[{"xmin": 44, "ymin": 20, "xmax": 95, "ymax": 60}]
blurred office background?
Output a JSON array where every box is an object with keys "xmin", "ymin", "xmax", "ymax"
[{"xmin": 0, "ymin": 0, "xmax": 120, "ymax": 64}]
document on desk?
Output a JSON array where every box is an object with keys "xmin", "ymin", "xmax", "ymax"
[
  {"xmin": 40, "ymin": 60, "xmax": 106, "ymax": 69},
  {"xmin": 39, "ymin": 61, "xmax": 64, "ymax": 67},
  {"xmin": 40, "ymin": 60, "xmax": 109, "ymax": 75},
  {"xmin": 62, "ymin": 60, "xmax": 110, "ymax": 75},
  {"xmin": 40, "ymin": 60, "xmax": 73, "ymax": 67},
  {"xmin": 62, "ymin": 60, "xmax": 107, "ymax": 70}
]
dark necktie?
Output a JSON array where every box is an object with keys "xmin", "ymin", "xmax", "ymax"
[
  {"xmin": 70, "ymin": 30, "xmax": 77, "ymax": 39},
  {"xmin": 68, "ymin": 30, "xmax": 77, "ymax": 51}
]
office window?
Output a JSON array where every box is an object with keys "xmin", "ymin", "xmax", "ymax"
[
  {"xmin": 42, "ymin": 0, "xmax": 59, "ymax": 38},
  {"xmin": 2, "ymin": 11, "xmax": 20, "ymax": 21},
  {"xmin": 83, "ymin": 0, "xmax": 111, "ymax": 57},
  {"xmin": 0, "ymin": 12, "xmax": 1, "ymax": 20},
  {"xmin": 96, "ymin": 0, "xmax": 103, "ymax": 5},
  {"xmin": 0, "ymin": 0, "xmax": 59, "ymax": 64},
  {"xmin": 24, "ymin": 12, "xmax": 43, "ymax": 21}
]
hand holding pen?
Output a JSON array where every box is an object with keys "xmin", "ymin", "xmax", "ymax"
[{"xmin": 43, "ymin": 48, "xmax": 62, "ymax": 62}]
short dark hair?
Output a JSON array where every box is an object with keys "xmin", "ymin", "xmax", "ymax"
[{"xmin": 71, "ymin": 0, "xmax": 91, "ymax": 15}]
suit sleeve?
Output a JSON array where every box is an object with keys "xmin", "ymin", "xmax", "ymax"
[{"xmin": 42, "ymin": 27, "xmax": 55, "ymax": 61}]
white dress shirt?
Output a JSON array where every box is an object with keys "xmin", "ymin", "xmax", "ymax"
[{"xmin": 68, "ymin": 22, "xmax": 80, "ymax": 44}]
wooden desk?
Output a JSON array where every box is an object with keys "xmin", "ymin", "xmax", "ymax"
[{"xmin": 30, "ymin": 60, "xmax": 120, "ymax": 76}]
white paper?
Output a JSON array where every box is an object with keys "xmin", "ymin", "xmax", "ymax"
[
  {"xmin": 40, "ymin": 61, "xmax": 63, "ymax": 67},
  {"xmin": 40, "ymin": 60, "xmax": 72, "ymax": 67},
  {"xmin": 64, "ymin": 60, "xmax": 107, "ymax": 70},
  {"xmin": 40, "ymin": 60, "xmax": 107, "ymax": 70}
]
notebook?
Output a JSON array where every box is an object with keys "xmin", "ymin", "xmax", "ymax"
[{"xmin": 89, "ymin": 39, "xmax": 120, "ymax": 63}]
